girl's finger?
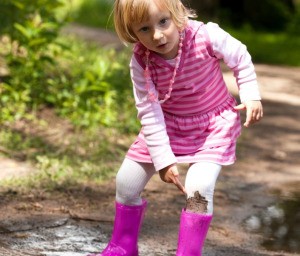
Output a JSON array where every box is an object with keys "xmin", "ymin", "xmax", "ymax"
[
  {"xmin": 173, "ymin": 176, "xmax": 186, "ymax": 194},
  {"xmin": 256, "ymin": 109, "xmax": 263, "ymax": 120},
  {"xmin": 234, "ymin": 104, "xmax": 246, "ymax": 111},
  {"xmin": 244, "ymin": 112, "xmax": 251, "ymax": 127}
]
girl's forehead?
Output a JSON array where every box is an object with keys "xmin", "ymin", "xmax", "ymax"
[
  {"xmin": 133, "ymin": 0, "xmax": 166, "ymax": 9},
  {"xmin": 131, "ymin": 0, "xmax": 168, "ymax": 23}
]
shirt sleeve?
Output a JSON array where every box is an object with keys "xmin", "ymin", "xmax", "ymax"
[
  {"xmin": 130, "ymin": 55, "xmax": 177, "ymax": 171},
  {"xmin": 205, "ymin": 22, "xmax": 261, "ymax": 103}
]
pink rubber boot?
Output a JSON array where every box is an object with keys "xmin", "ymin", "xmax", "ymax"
[
  {"xmin": 87, "ymin": 199, "xmax": 147, "ymax": 256},
  {"xmin": 176, "ymin": 209, "xmax": 213, "ymax": 256}
]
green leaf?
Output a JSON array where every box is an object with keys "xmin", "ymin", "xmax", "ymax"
[{"xmin": 14, "ymin": 23, "xmax": 31, "ymax": 39}]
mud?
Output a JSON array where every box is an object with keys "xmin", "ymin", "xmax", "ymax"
[{"xmin": 186, "ymin": 191, "xmax": 208, "ymax": 213}]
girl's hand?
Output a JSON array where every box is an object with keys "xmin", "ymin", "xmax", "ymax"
[
  {"xmin": 159, "ymin": 164, "xmax": 186, "ymax": 194},
  {"xmin": 234, "ymin": 100, "xmax": 263, "ymax": 127}
]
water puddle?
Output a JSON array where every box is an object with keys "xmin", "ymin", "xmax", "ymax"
[
  {"xmin": 0, "ymin": 218, "xmax": 160, "ymax": 255},
  {"xmin": 244, "ymin": 183, "xmax": 300, "ymax": 254},
  {"xmin": 0, "ymin": 219, "xmax": 106, "ymax": 255}
]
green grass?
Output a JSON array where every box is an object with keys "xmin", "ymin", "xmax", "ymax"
[
  {"xmin": 0, "ymin": 122, "xmax": 132, "ymax": 191},
  {"xmin": 0, "ymin": 25, "xmax": 137, "ymax": 192},
  {"xmin": 71, "ymin": 0, "xmax": 114, "ymax": 29},
  {"xmin": 227, "ymin": 28, "xmax": 300, "ymax": 67}
]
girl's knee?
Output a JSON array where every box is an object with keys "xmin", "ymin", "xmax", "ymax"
[
  {"xmin": 185, "ymin": 162, "xmax": 222, "ymax": 214},
  {"xmin": 116, "ymin": 176, "xmax": 141, "ymax": 203},
  {"xmin": 115, "ymin": 159, "xmax": 154, "ymax": 205}
]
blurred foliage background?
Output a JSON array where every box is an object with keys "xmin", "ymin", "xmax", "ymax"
[{"xmin": 0, "ymin": 0, "xmax": 299, "ymax": 189}]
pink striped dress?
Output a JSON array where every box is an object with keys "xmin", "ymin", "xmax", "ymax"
[{"xmin": 126, "ymin": 20, "xmax": 261, "ymax": 171}]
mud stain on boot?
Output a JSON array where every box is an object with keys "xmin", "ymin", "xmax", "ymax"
[{"xmin": 186, "ymin": 191, "xmax": 208, "ymax": 214}]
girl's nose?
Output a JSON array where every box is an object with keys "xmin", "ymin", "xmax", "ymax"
[{"xmin": 153, "ymin": 29, "xmax": 163, "ymax": 41}]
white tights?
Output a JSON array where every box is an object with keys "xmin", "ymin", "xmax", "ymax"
[{"xmin": 115, "ymin": 158, "xmax": 221, "ymax": 215}]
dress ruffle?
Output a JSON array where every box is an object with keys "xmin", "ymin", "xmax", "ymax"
[{"xmin": 126, "ymin": 95, "xmax": 241, "ymax": 166}]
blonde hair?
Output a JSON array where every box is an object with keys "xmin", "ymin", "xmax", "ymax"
[{"xmin": 114, "ymin": 0, "xmax": 196, "ymax": 44}]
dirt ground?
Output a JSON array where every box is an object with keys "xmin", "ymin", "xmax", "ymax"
[{"xmin": 0, "ymin": 25, "xmax": 299, "ymax": 256}]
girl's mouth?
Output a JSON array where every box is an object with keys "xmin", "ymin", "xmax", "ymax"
[{"xmin": 157, "ymin": 43, "xmax": 167, "ymax": 49}]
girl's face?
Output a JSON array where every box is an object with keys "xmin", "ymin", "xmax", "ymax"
[{"xmin": 131, "ymin": 1, "xmax": 180, "ymax": 60}]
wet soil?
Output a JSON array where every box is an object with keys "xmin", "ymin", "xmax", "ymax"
[
  {"xmin": 186, "ymin": 191, "xmax": 208, "ymax": 213},
  {"xmin": 0, "ymin": 25, "xmax": 299, "ymax": 255}
]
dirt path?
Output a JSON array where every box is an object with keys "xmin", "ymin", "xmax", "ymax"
[{"xmin": 0, "ymin": 25, "xmax": 299, "ymax": 256}]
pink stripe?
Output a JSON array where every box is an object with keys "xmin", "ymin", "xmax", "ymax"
[
  {"xmin": 163, "ymin": 89, "xmax": 228, "ymax": 114},
  {"xmin": 126, "ymin": 143, "xmax": 237, "ymax": 166}
]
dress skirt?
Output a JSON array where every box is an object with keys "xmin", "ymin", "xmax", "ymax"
[{"xmin": 126, "ymin": 95, "xmax": 241, "ymax": 166}]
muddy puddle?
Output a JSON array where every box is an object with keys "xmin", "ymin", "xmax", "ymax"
[
  {"xmin": 0, "ymin": 182, "xmax": 299, "ymax": 255},
  {"xmin": 0, "ymin": 217, "xmax": 162, "ymax": 256},
  {"xmin": 0, "ymin": 218, "xmax": 106, "ymax": 255},
  {"xmin": 244, "ymin": 182, "xmax": 300, "ymax": 254}
]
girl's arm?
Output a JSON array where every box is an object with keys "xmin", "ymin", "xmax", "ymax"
[
  {"xmin": 205, "ymin": 22, "xmax": 263, "ymax": 126},
  {"xmin": 130, "ymin": 56, "xmax": 177, "ymax": 171},
  {"xmin": 130, "ymin": 56, "xmax": 186, "ymax": 194}
]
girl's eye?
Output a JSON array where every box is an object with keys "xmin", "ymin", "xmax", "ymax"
[
  {"xmin": 160, "ymin": 18, "xmax": 168, "ymax": 25},
  {"xmin": 140, "ymin": 27, "xmax": 149, "ymax": 32}
]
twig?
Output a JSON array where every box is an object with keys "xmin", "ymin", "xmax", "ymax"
[{"xmin": 69, "ymin": 211, "xmax": 113, "ymax": 223}]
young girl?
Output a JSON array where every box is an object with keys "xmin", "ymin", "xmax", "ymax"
[{"xmin": 88, "ymin": 0, "xmax": 263, "ymax": 255}]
